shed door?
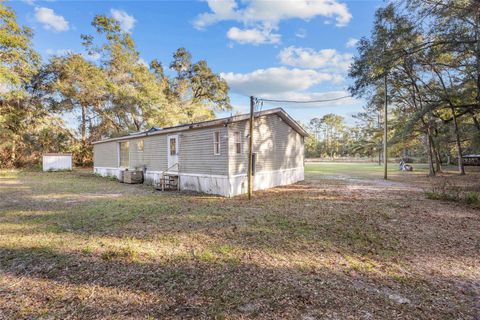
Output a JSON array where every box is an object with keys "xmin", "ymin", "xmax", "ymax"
[{"xmin": 167, "ymin": 135, "xmax": 179, "ymax": 172}]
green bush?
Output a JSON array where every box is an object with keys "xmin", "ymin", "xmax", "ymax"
[
  {"xmin": 426, "ymin": 178, "xmax": 480, "ymax": 206},
  {"xmin": 465, "ymin": 192, "xmax": 479, "ymax": 205},
  {"xmin": 425, "ymin": 178, "xmax": 461, "ymax": 202}
]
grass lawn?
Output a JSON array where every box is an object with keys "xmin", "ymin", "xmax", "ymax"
[
  {"xmin": 307, "ymin": 161, "xmax": 445, "ymax": 178},
  {"xmin": 0, "ymin": 164, "xmax": 479, "ymax": 319}
]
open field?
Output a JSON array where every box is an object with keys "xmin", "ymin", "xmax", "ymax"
[
  {"xmin": 0, "ymin": 164, "xmax": 479, "ymax": 319},
  {"xmin": 308, "ymin": 161, "xmax": 451, "ymax": 178}
]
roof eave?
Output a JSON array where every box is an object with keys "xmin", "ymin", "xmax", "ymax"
[
  {"xmin": 92, "ymin": 108, "xmax": 308, "ymax": 145},
  {"xmin": 273, "ymin": 108, "xmax": 309, "ymax": 137}
]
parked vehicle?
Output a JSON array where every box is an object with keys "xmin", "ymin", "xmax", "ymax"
[{"xmin": 399, "ymin": 159, "xmax": 413, "ymax": 171}]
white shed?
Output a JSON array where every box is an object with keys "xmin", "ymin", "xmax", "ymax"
[{"xmin": 42, "ymin": 153, "xmax": 73, "ymax": 171}]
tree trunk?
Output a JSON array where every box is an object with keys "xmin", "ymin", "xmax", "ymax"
[
  {"xmin": 435, "ymin": 147, "xmax": 442, "ymax": 173},
  {"xmin": 426, "ymin": 131, "xmax": 435, "ymax": 177},
  {"xmin": 430, "ymin": 136, "xmax": 442, "ymax": 173},
  {"xmin": 81, "ymin": 105, "xmax": 87, "ymax": 165},
  {"xmin": 383, "ymin": 73, "xmax": 388, "ymax": 180},
  {"xmin": 11, "ymin": 139, "xmax": 16, "ymax": 167},
  {"xmin": 378, "ymin": 112, "xmax": 381, "ymax": 166},
  {"xmin": 451, "ymin": 107, "xmax": 465, "ymax": 175},
  {"xmin": 476, "ymin": 11, "xmax": 480, "ymax": 106},
  {"xmin": 133, "ymin": 116, "xmax": 142, "ymax": 131},
  {"xmin": 423, "ymin": 115, "xmax": 436, "ymax": 177},
  {"xmin": 471, "ymin": 112, "xmax": 480, "ymax": 131}
]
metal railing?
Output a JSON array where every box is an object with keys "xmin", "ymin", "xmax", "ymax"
[{"xmin": 158, "ymin": 163, "xmax": 179, "ymax": 191}]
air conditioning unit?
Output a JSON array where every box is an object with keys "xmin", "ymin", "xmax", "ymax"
[{"xmin": 123, "ymin": 170, "xmax": 144, "ymax": 184}]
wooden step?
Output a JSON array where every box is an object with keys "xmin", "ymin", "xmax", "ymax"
[{"xmin": 154, "ymin": 174, "xmax": 179, "ymax": 191}]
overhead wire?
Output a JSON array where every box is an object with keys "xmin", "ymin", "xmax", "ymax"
[{"xmin": 255, "ymin": 95, "xmax": 352, "ymax": 104}]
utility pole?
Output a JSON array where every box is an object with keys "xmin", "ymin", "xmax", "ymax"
[
  {"xmin": 247, "ymin": 96, "xmax": 254, "ymax": 199},
  {"xmin": 383, "ymin": 73, "xmax": 388, "ymax": 180}
]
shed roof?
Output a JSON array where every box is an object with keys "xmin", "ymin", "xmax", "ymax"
[
  {"xmin": 92, "ymin": 108, "xmax": 308, "ymax": 145},
  {"xmin": 43, "ymin": 153, "xmax": 72, "ymax": 156}
]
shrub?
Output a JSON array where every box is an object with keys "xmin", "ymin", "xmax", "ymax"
[
  {"xmin": 425, "ymin": 178, "xmax": 461, "ymax": 202},
  {"xmin": 426, "ymin": 179, "xmax": 480, "ymax": 206},
  {"xmin": 465, "ymin": 192, "xmax": 479, "ymax": 205}
]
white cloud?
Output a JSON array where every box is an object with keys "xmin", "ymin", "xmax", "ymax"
[
  {"xmin": 138, "ymin": 58, "xmax": 149, "ymax": 67},
  {"xmin": 295, "ymin": 28, "xmax": 307, "ymax": 38},
  {"xmin": 84, "ymin": 52, "xmax": 101, "ymax": 62},
  {"xmin": 255, "ymin": 90, "xmax": 359, "ymax": 106},
  {"xmin": 46, "ymin": 48, "xmax": 101, "ymax": 62},
  {"xmin": 110, "ymin": 9, "xmax": 136, "ymax": 33},
  {"xmin": 194, "ymin": 0, "xmax": 238, "ymax": 30},
  {"xmin": 221, "ymin": 67, "xmax": 342, "ymax": 97},
  {"xmin": 346, "ymin": 37, "xmax": 359, "ymax": 48},
  {"xmin": 279, "ymin": 46, "xmax": 352, "ymax": 73},
  {"xmin": 227, "ymin": 26, "xmax": 280, "ymax": 45},
  {"xmin": 194, "ymin": 0, "xmax": 352, "ymax": 29},
  {"xmin": 22, "ymin": 0, "xmax": 35, "ymax": 6},
  {"xmin": 34, "ymin": 7, "xmax": 69, "ymax": 32},
  {"xmin": 46, "ymin": 48, "xmax": 73, "ymax": 56},
  {"xmin": 194, "ymin": 0, "xmax": 351, "ymax": 45}
]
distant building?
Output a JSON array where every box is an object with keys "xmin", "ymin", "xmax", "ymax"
[{"xmin": 462, "ymin": 154, "xmax": 480, "ymax": 166}]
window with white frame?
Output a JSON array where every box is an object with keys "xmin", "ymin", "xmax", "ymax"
[
  {"xmin": 119, "ymin": 141, "xmax": 129, "ymax": 168},
  {"xmin": 213, "ymin": 131, "xmax": 221, "ymax": 155},
  {"xmin": 137, "ymin": 139, "xmax": 144, "ymax": 152},
  {"xmin": 234, "ymin": 131, "xmax": 242, "ymax": 154},
  {"xmin": 169, "ymin": 137, "xmax": 177, "ymax": 155}
]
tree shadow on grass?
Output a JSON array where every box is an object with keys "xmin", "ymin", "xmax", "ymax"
[
  {"xmin": 1, "ymin": 172, "xmax": 480, "ymax": 318},
  {"xmin": 1, "ymin": 175, "xmax": 479, "ymax": 263},
  {"xmin": 0, "ymin": 246, "xmax": 478, "ymax": 319},
  {"xmin": 0, "ymin": 192, "xmax": 407, "ymax": 260}
]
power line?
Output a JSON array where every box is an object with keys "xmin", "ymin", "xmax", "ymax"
[{"xmin": 256, "ymin": 95, "xmax": 351, "ymax": 104}]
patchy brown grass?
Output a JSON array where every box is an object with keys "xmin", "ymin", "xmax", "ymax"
[{"xmin": 0, "ymin": 166, "xmax": 479, "ymax": 319}]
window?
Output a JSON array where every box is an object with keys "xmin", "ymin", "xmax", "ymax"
[
  {"xmin": 137, "ymin": 139, "xmax": 144, "ymax": 152},
  {"xmin": 234, "ymin": 131, "xmax": 242, "ymax": 154},
  {"xmin": 214, "ymin": 131, "xmax": 221, "ymax": 155},
  {"xmin": 252, "ymin": 153, "xmax": 257, "ymax": 176},
  {"xmin": 119, "ymin": 141, "xmax": 129, "ymax": 168},
  {"xmin": 169, "ymin": 137, "xmax": 177, "ymax": 156}
]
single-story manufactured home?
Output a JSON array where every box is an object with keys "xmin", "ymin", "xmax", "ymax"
[{"xmin": 92, "ymin": 108, "xmax": 307, "ymax": 197}]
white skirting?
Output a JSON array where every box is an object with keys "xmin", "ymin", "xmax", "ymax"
[
  {"xmin": 229, "ymin": 167, "xmax": 304, "ymax": 196},
  {"xmin": 93, "ymin": 167, "xmax": 304, "ymax": 197},
  {"xmin": 94, "ymin": 167, "xmax": 123, "ymax": 180},
  {"xmin": 143, "ymin": 171, "xmax": 162, "ymax": 186},
  {"xmin": 180, "ymin": 174, "xmax": 231, "ymax": 197}
]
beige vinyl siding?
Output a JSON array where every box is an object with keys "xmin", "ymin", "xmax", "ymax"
[
  {"xmin": 179, "ymin": 126, "xmax": 228, "ymax": 175},
  {"xmin": 93, "ymin": 141, "xmax": 118, "ymax": 167},
  {"xmin": 128, "ymin": 135, "xmax": 167, "ymax": 171},
  {"xmin": 93, "ymin": 127, "xmax": 228, "ymax": 174},
  {"xmin": 228, "ymin": 114, "xmax": 304, "ymax": 175}
]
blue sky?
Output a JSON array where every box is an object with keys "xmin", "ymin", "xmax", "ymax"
[{"xmin": 10, "ymin": 0, "xmax": 382, "ymax": 127}]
